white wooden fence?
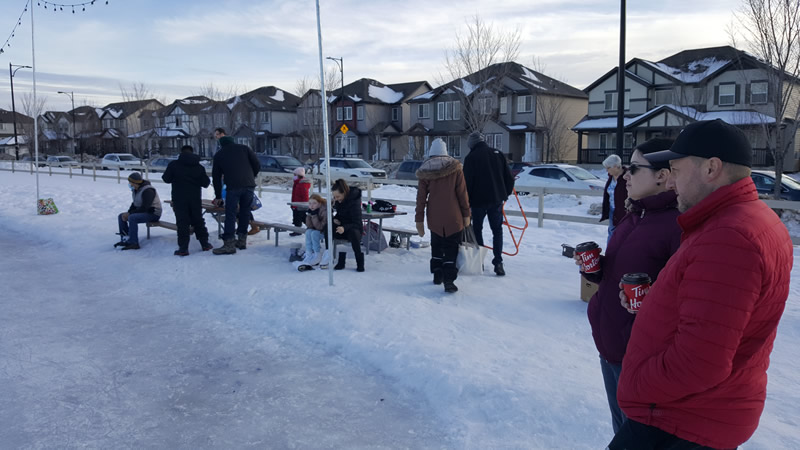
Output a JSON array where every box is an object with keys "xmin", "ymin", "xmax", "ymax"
[{"xmin": 2, "ymin": 160, "xmax": 799, "ymax": 245}]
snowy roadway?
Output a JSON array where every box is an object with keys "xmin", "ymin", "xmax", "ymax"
[{"xmin": 0, "ymin": 229, "xmax": 450, "ymax": 448}]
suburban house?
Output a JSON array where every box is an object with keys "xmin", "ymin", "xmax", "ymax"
[
  {"xmin": 407, "ymin": 61, "xmax": 588, "ymax": 162},
  {"xmin": 295, "ymin": 88, "xmax": 326, "ymax": 162},
  {"xmin": 228, "ymin": 86, "xmax": 302, "ymax": 156},
  {"xmin": 573, "ymin": 45, "xmax": 800, "ymax": 170},
  {"xmin": 327, "ymin": 78, "xmax": 433, "ymax": 161},
  {"xmin": 39, "ymin": 111, "xmax": 74, "ymax": 154},
  {"xmin": 129, "ymin": 96, "xmax": 213, "ymax": 157},
  {"xmin": 97, "ymin": 99, "xmax": 163, "ymax": 155},
  {"xmin": 0, "ymin": 108, "xmax": 33, "ymax": 157}
]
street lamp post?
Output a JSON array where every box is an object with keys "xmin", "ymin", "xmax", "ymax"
[
  {"xmin": 9, "ymin": 62, "xmax": 32, "ymax": 161},
  {"xmin": 326, "ymin": 56, "xmax": 343, "ymax": 156},
  {"xmin": 57, "ymin": 90, "xmax": 80, "ymax": 163}
]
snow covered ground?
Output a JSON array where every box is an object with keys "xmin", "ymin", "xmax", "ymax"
[{"xmin": 1, "ymin": 168, "xmax": 798, "ymax": 449}]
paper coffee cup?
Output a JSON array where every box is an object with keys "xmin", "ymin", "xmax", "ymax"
[
  {"xmin": 576, "ymin": 241, "xmax": 602, "ymax": 273},
  {"xmin": 621, "ymin": 273, "xmax": 651, "ymax": 312}
]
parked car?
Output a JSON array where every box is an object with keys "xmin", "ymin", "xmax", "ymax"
[
  {"xmin": 750, "ymin": 170, "xmax": 800, "ymax": 201},
  {"xmin": 394, "ymin": 160, "xmax": 423, "ymax": 180},
  {"xmin": 21, "ymin": 155, "xmax": 48, "ymax": 167},
  {"xmin": 100, "ymin": 153, "xmax": 143, "ymax": 170},
  {"xmin": 509, "ymin": 162, "xmax": 534, "ymax": 177},
  {"xmin": 46, "ymin": 155, "xmax": 80, "ymax": 167},
  {"xmin": 147, "ymin": 156, "xmax": 178, "ymax": 173},
  {"xmin": 514, "ymin": 164, "xmax": 605, "ymax": 193},
  {"xmin": 256, "ymin": 154, "xmax": 304, "ymax": 174},
  {"xmin": 313, "ymin": 157, "xmax": 387, "ymax": 179}
]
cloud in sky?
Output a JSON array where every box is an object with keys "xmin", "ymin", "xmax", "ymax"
[{"xmin": 0, "ymin": 0, "xmax": 743, "ymax": 112}]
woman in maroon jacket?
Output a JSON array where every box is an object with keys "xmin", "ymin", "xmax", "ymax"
[{"xmin": 576, "ymin": 138, "xmax": 681, "ymax": 434}]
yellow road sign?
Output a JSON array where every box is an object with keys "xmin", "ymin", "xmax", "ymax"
[{"xmin": 340, "ymin": 124, "xmax": 349, "ymax": 134}]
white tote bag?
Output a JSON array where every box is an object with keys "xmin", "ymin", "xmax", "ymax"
[{"xmin": 456, "ymin": 225, "xmax": 488, "ymax": 275}]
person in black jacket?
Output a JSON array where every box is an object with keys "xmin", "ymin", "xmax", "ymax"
[
  {"xmin": 463, "ymin": 131, "xmax": 515, "ymax": 276},
  {"xmin": 162, "ymin": 145, "xmax": 213, "ymax": 256},
  {"xmin": 331, "ymin": 179, "xmax": 365, "ymax": 272},
  {"xmin": 211, "ymin": 135, "xmax": 260, "ymax": 255}
]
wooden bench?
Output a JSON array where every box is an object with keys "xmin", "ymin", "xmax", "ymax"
[
  {"xmin": 382, "ymin": 226, "xmax": 419, "ymax": 250},
  {"xmin": 145, "ymin": 220, "xmax": 193, "ymax": 239},
  {"xmin": 251, "ymin": 221, "xmax": 304, "ymax": 246}
]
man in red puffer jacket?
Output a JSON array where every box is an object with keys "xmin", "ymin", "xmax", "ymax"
[{"xmin": 610, "ymin": 119, "xmax": 793, "ymax": 449}]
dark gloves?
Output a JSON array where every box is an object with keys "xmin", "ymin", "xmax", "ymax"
[{"xmin": 307, "ymin": 208, "xmax": 319, "ymax": 216}]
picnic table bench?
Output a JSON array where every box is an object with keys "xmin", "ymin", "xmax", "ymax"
[
  {"xmin": 250, "ymin": 220, "xmax": 304, "ymax": 246},
  {"xmin": 145, "ymin": 220, "xmax": 194, "ymax": 239},
  {"xmin": 381, "ymin": 226, "xmax": 419, "ymax": 250}
]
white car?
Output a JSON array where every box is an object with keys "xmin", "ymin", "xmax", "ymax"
[
  {"xmin": 46, "ymin": 155, "xmax": 80, "ymax": 167},
  {"xmin": 514, "ymin": 164, "xmax": 605, "ymax": 193},
  {"xmin": 313, "ymin": 158, "xmax": 387, "ymax": 180},
  {"xmin": 101, "ymin": 153, "xmax": 143, "ymax": 171}
]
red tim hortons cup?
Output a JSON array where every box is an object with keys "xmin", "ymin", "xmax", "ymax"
[
  {"xmin": 621, "ymin": 273, "xmax": 652, "ymax": 312},
  {"xmin": 576, "ymin": 241, "xmax": 602, "ymax": 274}
]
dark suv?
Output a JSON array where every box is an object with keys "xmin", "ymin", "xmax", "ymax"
[
  {"xmin": 394, "ymin": 160, "xmax": 423, "ymax": 180},
  {"xmin": 256, "ymin": 154, "xmax": 304, "ymax": 173}
]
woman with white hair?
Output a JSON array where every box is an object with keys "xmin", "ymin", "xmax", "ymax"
[{"xmin": 600, "ymin": 154, "xmax": 628, "ymax": 243}]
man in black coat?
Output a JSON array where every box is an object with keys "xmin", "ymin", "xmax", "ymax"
[
  {"xmin": 211, "ymin": 135, "xmax": 260, "ymax": 254},
  {"xmin": 162, "ymin": 145, "xmax": 213, "ymax": 256},
  {"xmin": 463, "ymin": 131, "xmax": 515, "ymax": 276}
]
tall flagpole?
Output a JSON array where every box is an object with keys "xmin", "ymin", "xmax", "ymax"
[
  {"xmin": 31, "ymin": 2, "xmax": 40, "ymax": 208},
  {"xmin": 315, "ymin": 0, "xmax": 335, "ymax": 286}
]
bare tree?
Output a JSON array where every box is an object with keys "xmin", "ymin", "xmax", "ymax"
[
  {"xmin": 442, "ymin": 15, "xmax": 522, "ymax": 133},
  {"xmin": 19, "ymin": 92, "xmax": 48, "ymax": 154},
  {"xmin": 193, "ymin": 82, "xmax": 243, "ymax": 102},
  {"xmin": 119, "ymin": 82, "xmax": 165, "ymax": 104},
  {"xmin": 292, "ymin": 67, "xmax": 340, "ymax": 161},
  {"xmin": 733, "ymin": 0, "xmax": 800, "ymax": 197}
]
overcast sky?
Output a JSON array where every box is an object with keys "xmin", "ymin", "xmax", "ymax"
[{"xmin": 0, "ymin": 0, "xmax": 746, "ymax": 113}]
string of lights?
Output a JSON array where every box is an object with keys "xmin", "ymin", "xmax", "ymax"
[
  {"xmin": 38, "ymin": 1, "xmax": 110, "ymax": 13},
  {"xmin": 0, "ymin": 1, "xmax": 30, "ymax": 56},
  {"xmin": 1, "ymin": 0, "xmax": 110, "ymax": 56}
]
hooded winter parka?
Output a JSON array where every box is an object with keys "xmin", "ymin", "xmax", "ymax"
[{"xmin": 415, "ymin": 156, "xmax": 471, "ymax": 237}]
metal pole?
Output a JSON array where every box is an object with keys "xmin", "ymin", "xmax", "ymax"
[
  {"xmin": 615, "ymin": 0, "xmax": 626, "ymax": 157},
  {"xmin": 316, "ymin": 0, "xmax": 335, "ymax": 286},
  {"xmin": 9, "ymin": 63, "xmax": 31, "ymax": 161},
  {"xmin": 58, "ymin": 91, "xmax": 77, "ymax": 160},
  {"xmin": 326, "ymin": 56, "xmax": 343, "ymax": 157},
  {"xmin": 30, "ymin": 4, "xmax": 41, "ymax": 205}
]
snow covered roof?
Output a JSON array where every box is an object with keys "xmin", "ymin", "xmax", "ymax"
[
  {"xmin": 573, "ymin": 104, "xmax": 776, "ymax": 131},
  {"xmin": 270, "ymin": 89, "xmax": 285, "ymax": 102},
  {"xmin": 127, "ymin": 127, "xmax": 192, "ymax": 139},
  {"xmin": 411, "ymin": 91, "xmax": 435, "ymax": 101},
  {"xmin": 367, "ymin": 85, "xmax": 403, "ymax": 104},
  {"xmin": 640, "ymin": 57, "xmax": 730, "ymax": 84}
]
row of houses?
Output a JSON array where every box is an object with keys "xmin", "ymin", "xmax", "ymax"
[{"xmin": 2, "ymin": 45, "xmax": 799, "ymax": 170}]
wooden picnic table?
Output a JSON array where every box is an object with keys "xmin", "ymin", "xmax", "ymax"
[
  {"xmin": 165, "ymin": 199, "xmax": 226, "ymax": 238},
  {"xmin": 288, "ymin": 201, "xmax": 407, "ymax": 254}
]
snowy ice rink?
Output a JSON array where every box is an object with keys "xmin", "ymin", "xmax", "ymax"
[{"xmin": 1, "ymin": 168, "xmax": 798, "ymax": 448}]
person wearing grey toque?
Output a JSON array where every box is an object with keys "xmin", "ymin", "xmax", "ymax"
[{"xmin": 462, "ymin": 131, "xmax": 515, "ymax": 276}]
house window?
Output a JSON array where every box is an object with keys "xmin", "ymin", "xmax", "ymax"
[
  {"xmin": 357, "ymin": 106, "xmax": 365, "ymax": 121},
  {"xmin": 604, "ymin": 91, "xmax": 630, "ymax": 111},
  {"xmin": 437, "ymin": 101, "xmax": 460, "ymax": 121},
  {"xmin": 692, "ymin": 87, "xmax": 705, "ymax": 105},
  {"xmin": 438, "ymin": 136, "xmax": 461, "ymax": 157},
  {"xmin": 478, "ymin": 97, "xmax": 493, "ymax": 114},
  {"xmin": 336, "ymin": 107, "xmax": 343, "ymax": 121},
  {"xmin": 418, "ymin": 104, "xmax": 430, "ymax": 119},
  {"xmin": 336, "ymin": 135, "xmax": 357, "ymax": 155},
  {"xmin": 392, "ymin": 107, "xmax": 400, "ymax": 122},
  {"xmin": 345, "ymin": 106, "xmax": 353, "ymax": 120},
  {"xmin": 624, "ymin": 132, "xmax": 634, "ymax": 149},
  {"xmin": 175, "ymin": 116, "xmax": 182, "ymax": 127},
  {"xmin": 486, "ymin": 133, "xmax": 503, "ymax": 150},
  {"xmin": 271, "ymin": 139, "xmax": 278, "ymax": 153},
  {"xmin": 751, "ymin": 81, "xmax": 768, "ymax": 104},
  {"xmin": 718, "ymin": 84, "xmax": 736, "ymax": 106},
  {"xmin": 655, "ymin": 89, "xmax": 674, "ymax": 106},
  {"xmin": 262, "ymin": 111, "xmax": 270, "ymax": 123},
  {"xmin": 499, "ymin": 97, "xmax": 508, "ymax": 114},
  {"xmin": 599, "ymin": 133, "xmax": 607, "ymax": 149},
  {"xmin": 517, "ymin": 95, "xmax": 533, "ymax": 113}
]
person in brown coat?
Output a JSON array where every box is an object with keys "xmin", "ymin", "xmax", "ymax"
[{"xmin": 415, "ymin": 138, "xmax": 471, "ymax": 293}]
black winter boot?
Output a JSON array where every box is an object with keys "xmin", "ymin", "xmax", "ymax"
[
  {"xmin": 235, "ymin": 234, "xmax": 247, "ymax": 250},
  {"xmin": 213, "ymin": 239, "xmax": 237, "ymax": 255},
  {"xmin": 355, "ymin": 252, "xmax": 365, "ymax": 272},
  {"xmin": 444, "ymin": 281, "xmax": 458, "ymax": 293},
  {"xmin": 334, "ymin": 252, "xmax": 347, "ymax": 270}
]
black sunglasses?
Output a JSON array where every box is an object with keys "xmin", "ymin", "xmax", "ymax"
[{"xmin": 628, "ymin": 163, "xmax": 656, "ymax": 175}]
